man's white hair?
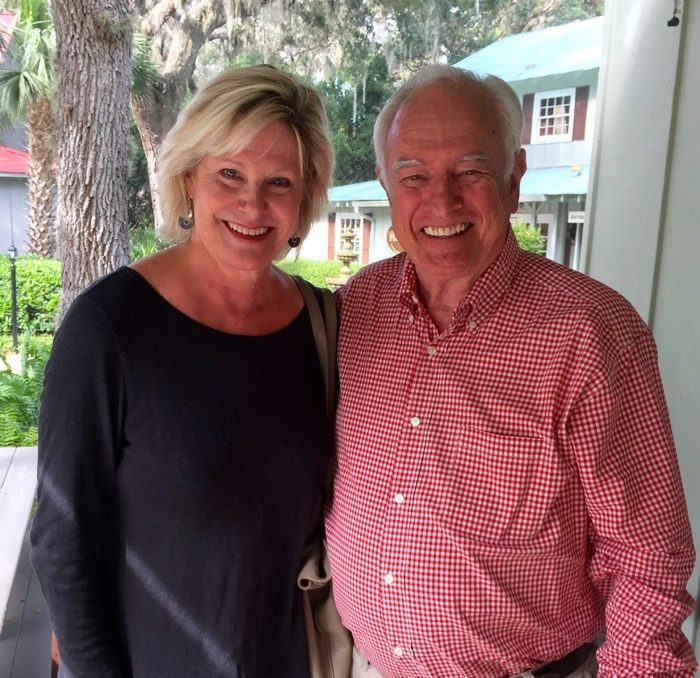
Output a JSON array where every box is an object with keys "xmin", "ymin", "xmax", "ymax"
[{"xmin": 373, "ymin": 65, "xmax": 523, "ymax": 181}]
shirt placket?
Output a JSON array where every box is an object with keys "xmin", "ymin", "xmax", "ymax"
[{"xmin": 379, "ymin": 301, "xmax": 444, "ymax": 673}]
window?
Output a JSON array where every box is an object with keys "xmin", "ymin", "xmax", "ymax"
[{"xmin": 532, "ymin": 89, "xmax": 575, "ymax": 143}]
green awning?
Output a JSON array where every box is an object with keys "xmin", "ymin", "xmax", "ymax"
[{"xmin": 328, "ymin": 165, "xmax": 589, "ymax": 206}]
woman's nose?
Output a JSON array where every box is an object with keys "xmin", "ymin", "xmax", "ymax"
[{"xmin": 237, "ymin": 183, "xmax": 267, "ymax": 216}]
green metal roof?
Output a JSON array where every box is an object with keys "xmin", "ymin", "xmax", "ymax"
[
  {"xmin": 519, "ymin": 164, "xmax": 590, "ymax": 197},
  {"xmin": 328, "ymin": 180, "xmax": 388, "ymax": 203},
  {"xmin": 452, "ymin": 17, "xmax": 603, "ymax": 82},
  {"xmin": 328, "ymin": 165, "xmax": 589, "ymax": 205}
]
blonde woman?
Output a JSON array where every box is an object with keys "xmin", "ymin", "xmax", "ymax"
[{"xmin": 32, "ymin": 65, "xmax": 334, "ymax": 678}]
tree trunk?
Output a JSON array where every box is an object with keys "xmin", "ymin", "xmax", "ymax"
[
  {"xmin": 25, "ymin": 95, "xmax": 57, "ymax": 257},
  {"xmin": 131, "ymin": 83, "xmax": 187, "ymax": 233},
  {"xmin": 52, "ymin": 0, "xmax": 132, "ymax": 322}
]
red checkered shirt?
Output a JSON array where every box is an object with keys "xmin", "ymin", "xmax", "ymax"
[{"xmin": 326, "ymin": 229, "xmax": 696, "ymax": 677}]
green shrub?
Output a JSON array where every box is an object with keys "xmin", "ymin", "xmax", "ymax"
[
  {"xmin": 0, "ymin": 334, "xmax": 52, "ymax": 446},
  {"xmin": 276, "ymin": 258, "xmax": 363, "ymax": 289},
  {"xmin": 512, "ymin": 221, "xmax": 546, "ymax": 255},
  {"xmin": 0, "ymin": 257, "xmax": 61, "ymax": 334},
  {"xmin": 130, "ymin": 226, "xmax": 170, "ymax": 260}
]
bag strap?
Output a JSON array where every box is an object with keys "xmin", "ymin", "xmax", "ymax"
[{"xmin": 292, "ymin": 275, "xmax": 336, "ymax": 420}]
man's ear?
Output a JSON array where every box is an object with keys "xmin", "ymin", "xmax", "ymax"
[
  {"xmin": 377, "ymin": 166, "xmax": 390, "ymax": 203},
  {"xmin": 507, "ymin": 148, "xmax": 527, "ymax": 213}
]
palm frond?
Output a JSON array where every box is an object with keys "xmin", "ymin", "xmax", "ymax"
[
  {"xmin": 0, "ymin": 11, "xmax": 54, "ymax": 125},
  {"xmin": 131, "ymin": 31, "xmax": 164, "ymax": 103}
]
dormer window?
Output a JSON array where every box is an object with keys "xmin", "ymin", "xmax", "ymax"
[
  {"xmin": 532, "ymin": 88, "xmax": 575, "ymax": 142},
  {"xmin": 521, "ymin": 85, "xmax": 590, "ymax": 146}
]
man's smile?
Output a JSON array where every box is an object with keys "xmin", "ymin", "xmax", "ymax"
[{"xmin": 422, "ymin": 222, "xmax": 471, "ymax": 238}]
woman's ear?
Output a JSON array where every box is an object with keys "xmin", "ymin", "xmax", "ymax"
[{"xmin": 184, "ymin": 172, "xmax": 193, "ymax": 198}]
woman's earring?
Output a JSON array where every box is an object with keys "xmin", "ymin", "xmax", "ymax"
[
  {"xmin": 178, "ymin": 198, "xmax": 194, "ymax": 230},
  {"xmin": 288, "ymin": 234, "xmax": 301, "ymax": 248}
]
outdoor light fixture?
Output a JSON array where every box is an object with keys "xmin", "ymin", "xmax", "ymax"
[{"xmin": 8, "ymin": 244, "xmax": 18, "ymax": 351}]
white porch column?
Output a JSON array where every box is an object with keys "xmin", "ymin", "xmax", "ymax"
[{"xmin": 583, "ymin": 0, "xmax": 699, "ymax": 647}]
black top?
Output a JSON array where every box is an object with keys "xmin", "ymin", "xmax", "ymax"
[{"xmin": 31, "ymin": 267, "xmax": 331, "ymax": 678}]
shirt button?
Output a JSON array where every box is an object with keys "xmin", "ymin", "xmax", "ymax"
[
  {"xmin": 468, "ymin": 319, "xmax": 478, "ymax": 330},
  {"xmin": 393, "ymin": 646, "xmax": 404, "ymax": 657},
  {"xmin": 407, "ymin": 314, "xmax": 414, "ymax": 324},
  {"xmin": 410, "ymin": 416, "xmax": 420, "ymax": 427},
  {"xmin": 427, "ymin": 346, "xmax": 437, "ymax": 356},
  {"xmin": 383, "ymin": 573, "xmax": 394, "ymax": 584},
  {"xmin": 394, "ymin": 493, "xmax": 405, "ymax": 504}
]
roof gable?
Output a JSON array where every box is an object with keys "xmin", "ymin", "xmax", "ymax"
[{"xmin": 453, "ymin": 16, "xmax": 603, "ymax": 82}]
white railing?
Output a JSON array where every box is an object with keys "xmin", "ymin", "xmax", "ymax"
[{"xmin": 0, "ymin": 446, "xmax": 38, "ymax": 628}]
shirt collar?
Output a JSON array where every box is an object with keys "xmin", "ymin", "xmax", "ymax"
[{"xmin": 397, "ymin": 228, "xmax": 522, "ymax": 331}]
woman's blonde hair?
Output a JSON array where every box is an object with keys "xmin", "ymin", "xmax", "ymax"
[{"xmin": 157, "ymin": 65, "xmax": 334, "ymax": 249}]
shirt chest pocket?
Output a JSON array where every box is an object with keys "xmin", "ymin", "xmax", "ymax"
[{"xmin": 431, "ymin": 428, "xmax": 567, "ymax": 546}]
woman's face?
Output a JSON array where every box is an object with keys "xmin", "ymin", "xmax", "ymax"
[{"xmin": 185, "ymin": 121, "xmax": 305, "ymax": 273}]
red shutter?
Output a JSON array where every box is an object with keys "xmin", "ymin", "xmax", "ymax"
[
  {"xmin": 327, "ymin": 213, "xmax": 335, "ymax": 260},
  {"xmin": 521, "ymin": 93, "xmax": 534, "ymax": 145},
  {"xmin": 572, "ymin": 85, "xmax": 589, "ymax": 141},
  {"xmin": 362, "ymin": 219, "xmax": 371, "ymax": 264}
]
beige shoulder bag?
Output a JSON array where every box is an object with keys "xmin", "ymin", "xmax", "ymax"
[{"xmin": 293, "ymin": 276, "xmax": 353, "ymax": 678}]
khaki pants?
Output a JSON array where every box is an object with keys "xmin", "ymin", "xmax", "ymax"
[
  {"xmin": 351, "ymin": 647, "xmax": 386, "ymax": 678},
  {"xmin": 351, "ymin": 646, "xmax": 598, "ymax": 678}
]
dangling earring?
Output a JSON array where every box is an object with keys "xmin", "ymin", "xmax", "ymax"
[
  {"xmin": 178, "ymin": 198, "xmax": 194, "ymax": 230},
  {"xmin": 288, "ymin": 234, "xmax": 301, "ymax": 248}
]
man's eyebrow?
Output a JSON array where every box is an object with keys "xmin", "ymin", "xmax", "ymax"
[
  {"xmin": 456, "ymin": 154, "xmax": 490, "ymax": 164},
  {"xmin": 392, "ymin": 154, "xmax": 492, "ymax": 172},
  {"xmin": 393, "ymin": 158, "xmax": 423, "ymax": 171}
]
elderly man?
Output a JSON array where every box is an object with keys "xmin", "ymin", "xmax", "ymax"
[{"xmin": 325, "ymin": 65, "xmax": 696, "ymax": 678}]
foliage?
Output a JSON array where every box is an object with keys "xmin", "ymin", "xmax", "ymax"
[
  {"xmin": 379, "ymin": 0, "xmax": 604, "ymax": 70},
  {"xmin": 0, "ymin": 256, "xmax": 60, "ymax": 334},
  {"xmin": 129, "ymin": 226, "xmax": 170, "ymax": 260},
  {"xmin": 123, "ymin": 0, "xmax": 604, "ymax": 217},
  {"xmin": 276, "ymin": 258, "xmax": 362, "ymax": 289},
  {"xmin": 0, "ymin": 184, "xmax": 165, "ymax": 328},
  {"xmin": 512, "ymin": 221, "xmax": 545, "ymax": 254},
  {"xmin": 130, "ymin": 31, "xmax": 165, "ymax": 103},
  {"xmin": 0, "ymin": 333, "xmax": 52, "ymax": 446},
  {"xmin": 0, "ymin": 0, "xmax": 57, "ymax": 257},
  {"xmin": 0, "ymin": 0, "xmax": 54, "ymax": 129},
  {"xmin": 318, "ymin": 55, "xmax": 395, "ymax": 185}
]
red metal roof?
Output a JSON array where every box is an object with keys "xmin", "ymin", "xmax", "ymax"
[
  {"xmin": 0, "ymin": 11, "xmax": 16, "ymax": 59},
  {"xmin": 0, "ymin": 146, "xmax": 29, "ymax": 175}
]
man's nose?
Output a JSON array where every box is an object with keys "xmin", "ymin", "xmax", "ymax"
[{"xmin": 427, "ymin": 178, "xmax": 462, "ymax": 214}]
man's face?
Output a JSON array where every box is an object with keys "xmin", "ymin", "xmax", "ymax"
[{"xmin": 379, "ymin": 80, "xmax": 526, "ymax": 290}]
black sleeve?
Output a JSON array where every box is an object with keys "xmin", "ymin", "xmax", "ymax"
[{"xmin": 30, "ymin": 293, "xmax": 129, "ymax": 677}]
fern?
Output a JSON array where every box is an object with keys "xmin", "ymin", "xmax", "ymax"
[{"xmin": 0, "ymin": 333, "xmax": 52, "ymax": 446}]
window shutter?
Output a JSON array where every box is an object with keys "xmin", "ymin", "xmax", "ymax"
[
  {"xmin": 573, "ymin": 85, "xmax": 589, "ymax": 141},
  {"xmin": 362, "ymin": 219, "xmax": 371, "ymax": 264},
  {"xmin": 521, "ymin": 93, "xmax": 534, "ymax": 145}
]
